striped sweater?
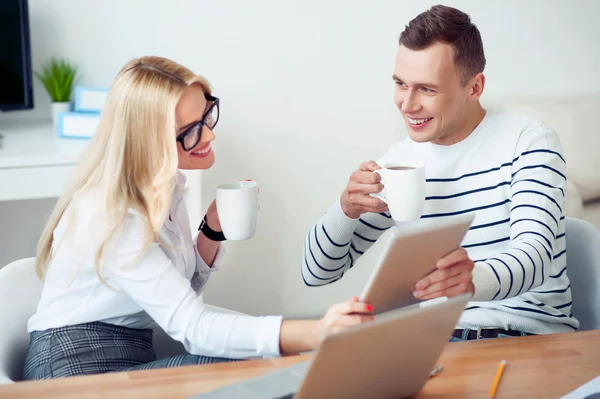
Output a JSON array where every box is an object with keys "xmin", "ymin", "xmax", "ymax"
[{"xmin": 302, "ymin": 109, "xmax": 578, "ymax": 334}]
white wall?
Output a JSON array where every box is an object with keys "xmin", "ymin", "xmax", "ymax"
[{"xmin": 2, "ymin": 0, "xmax": 599, "ymax": 317}]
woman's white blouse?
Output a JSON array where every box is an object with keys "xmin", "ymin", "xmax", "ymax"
[{"xmin": 28, "ymin": 172, "xmax": 282, "ymax": 359}]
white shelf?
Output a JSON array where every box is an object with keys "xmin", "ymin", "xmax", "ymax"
[
  {"xmin": 0, "ymin": 121, "xmax": 203, "ymax": 217},
  {"xmin": 0, "ymin": 121, "xmax": 89, "ymax": 169}
]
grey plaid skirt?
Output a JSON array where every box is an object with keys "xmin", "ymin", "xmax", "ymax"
[{"xmin": 23, "ymin": 321, "xmax": 237, "ymax": 380}]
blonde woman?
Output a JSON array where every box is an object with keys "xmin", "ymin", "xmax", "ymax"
[{"xmin": 23, "ymin": 56, "xmax": 374, "ymax": 380}]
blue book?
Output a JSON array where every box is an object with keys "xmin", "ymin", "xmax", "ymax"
[
  {"xmin": 56, "ymin": 111, "xmax": 101, "ymax": 139},
  {"xmin": 73, "ymin": 86, "xmax": 109, "ymax": 113}
]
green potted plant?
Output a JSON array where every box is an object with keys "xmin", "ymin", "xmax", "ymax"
[{"xmin": 35, "ymin": 57, "xmax": 78, "ymax": 124}]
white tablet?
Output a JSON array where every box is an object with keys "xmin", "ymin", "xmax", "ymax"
[{"xmin": 359, "ymin": 213, "xmax": 475, "ymax": 314}]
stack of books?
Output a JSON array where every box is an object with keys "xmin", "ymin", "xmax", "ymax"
[{"xmin": 56, "ymin": 86, "xmax": 108, "ymax": 139}]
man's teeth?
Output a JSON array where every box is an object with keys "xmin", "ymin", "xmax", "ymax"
[
  {"xmin": 192, "ymin": 144, "xmax": 211, "ymax": 155},
  {"xmin": 408, "ymin": 117, "xmax": 432, "ymax": 125}
]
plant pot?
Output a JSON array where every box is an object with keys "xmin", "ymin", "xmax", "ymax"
[{"xmin": 51, "ymin": 102, "xmax": 71, "ymax": 125}]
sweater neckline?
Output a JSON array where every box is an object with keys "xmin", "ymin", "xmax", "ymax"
[{"xmin": 411, "ymin": 108, "xmax": 494, "ymax": 155}]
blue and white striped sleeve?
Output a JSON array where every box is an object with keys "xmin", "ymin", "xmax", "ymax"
[
  {"xmin": 301, "ymin": 199, "xmax": 394, "ymax": 286},
  {"xmin": 471, "ymin": 125, "xmax": 567, "ymax": 301}
]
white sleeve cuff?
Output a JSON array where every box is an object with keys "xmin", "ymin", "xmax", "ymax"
[
  {"xmin": 191, "ymin": 237, "xmax": 227, "ymax": 293},
  {"xmin": 194, "ymin": 235, "xmax": 227, "ymax": 273},
  {"xmin": 320, "ymin": 197, "xmax": 359, "ymax": 238},
  {"xmin": 471, "ymin": 262, "xmax": 501, "ymax": 301},
  {"xmin": 255, "ymin": 315, "xmax": 283, "ymax": 358}
]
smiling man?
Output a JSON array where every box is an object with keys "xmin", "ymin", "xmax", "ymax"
[{"xmin": 301, "ymin": 5, "xmax": 578, "ymax": 340}]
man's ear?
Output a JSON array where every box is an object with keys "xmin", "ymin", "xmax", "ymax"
[{"xmin": 468, "ymin": 73, "xmax": 485, "ymax": 101}]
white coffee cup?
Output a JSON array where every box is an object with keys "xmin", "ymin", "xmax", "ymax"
[
  {"xmin": 373, "ymin": 163, "xmax": 426, "ymax": 222},
  {"xmin": 215, "ymin": 181, "xmax": 259, "ymax": 240}
]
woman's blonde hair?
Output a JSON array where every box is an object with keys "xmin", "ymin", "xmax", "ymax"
[{"xmin": 35, "ymin": 56, "xmax": 211, "ymax": 281}]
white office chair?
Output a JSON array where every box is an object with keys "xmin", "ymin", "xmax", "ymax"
[
  {"xmin": 0, "ymin": 258, "xmax": 42, "ymax": 384},
  {"xmin": 566, "ymin": 217, "xmax": 600, "ymax": 331},
  {"xmin": 0, "ymin": 257, "xmax": 243, "ymax": 383}
]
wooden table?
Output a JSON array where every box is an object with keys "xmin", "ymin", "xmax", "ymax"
[{"xmin": 1, "ymin": 330, "xmax": 598, "ymax": 399}]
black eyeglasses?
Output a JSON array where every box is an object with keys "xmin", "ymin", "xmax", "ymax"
[{"xmin": 176, "ymin": 94, "xmax": 220, "ymax": 151}]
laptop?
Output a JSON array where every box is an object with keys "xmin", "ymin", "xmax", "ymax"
[
  {"xmin": 359, "ymin": 213, "xmax": 475, "ymax": 314},
  {"xmin": 192, "ymin": 293, "xmax": 471, "ymax": 399}
]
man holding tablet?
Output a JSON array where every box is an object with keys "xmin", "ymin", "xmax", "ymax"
[{"xmin": 301, "ymin": 5, "xmax": 577, "ymax": 339}]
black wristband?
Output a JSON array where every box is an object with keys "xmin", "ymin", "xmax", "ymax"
[{"xmin": 198, "ymin": 215, "xmax": 226, "ymax": 241}]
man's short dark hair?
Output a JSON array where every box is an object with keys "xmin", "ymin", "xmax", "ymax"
[{"xmin": 399, "ymin": 5, "xmax": 486, "ymax": 85}]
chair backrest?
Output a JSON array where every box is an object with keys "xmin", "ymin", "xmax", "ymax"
[
  {"xmin": 566, "ymin": 217, "xmax": 600, "ymax": 331},
  {"xmin": 0, "ymin": 258, "xmax": 43, "ymax": 384},
  {"xmin": 0, "ymin": 257, "xmax": 195, "ymax": 382},
  {"xmin": 0, "ymin": 257, "xmax": 246, "ymax": 383}
]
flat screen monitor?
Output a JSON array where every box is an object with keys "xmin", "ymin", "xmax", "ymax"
[{"xmin": 0, "ymin": 0, "xmax": 33, "ymax": 112}]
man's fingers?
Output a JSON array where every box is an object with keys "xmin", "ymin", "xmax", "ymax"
[
  {"xmin": 359, "ymin": 161, "xmax": 381, "ymax": 173},
  {"xmin": 347, "ymin": 193, "xmax": 387, "ymax": 210},
  {"xmin": 415, "ymin": 264, "xmax": 464, "ymax": 291},
  {"xmin": 437, "ymin": 247, "xmax": 470, "ymax": 269},
  {"xmin": 414, "ymin": 272, "xmax": 472, "ymax": 298},
  {"xmin": 347, "ymin": 181, "xmax": 384, "ymax": 195},
  {"xmin": 351, "ymin": 170, "xmax": 382, "ymax": 185},
  {"xmin": 417, "ymin": 281, "xmax": 474, "ymax": 301},
  {"xmin": 342, "ymin": 162, "xmax": 387, "ymax": 219}
]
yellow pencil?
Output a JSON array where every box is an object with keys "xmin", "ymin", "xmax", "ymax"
[{"xmin": 489, "ymin": 360, "xmax": 507, "ymax": 398}]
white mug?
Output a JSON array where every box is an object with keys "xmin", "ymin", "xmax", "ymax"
[
  {"xmin": 215, "ymin": 181, "xmax": 259, "ymax": 240},
  {"xmin": 373, "ymin": 163, "xmax": 426, "ymax": 222}
]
